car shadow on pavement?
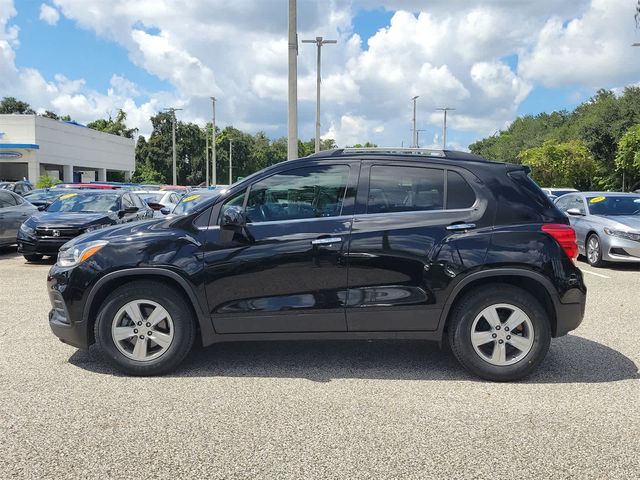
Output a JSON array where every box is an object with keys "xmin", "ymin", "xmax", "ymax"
[{"xmin": 68, "ymin": 334, "xmax": 638, "ymax": 384}]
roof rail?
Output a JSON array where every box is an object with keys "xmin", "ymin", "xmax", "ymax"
[{"xmin": 308, "ymin": 147, "xmax": 446, "ymax": 158}]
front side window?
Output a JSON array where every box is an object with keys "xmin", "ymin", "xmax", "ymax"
[
  {"xmin": 244, "ymin": 165, "xmax": 350, "ymax": 223},
  {"xmin": 0, "ymin": 191, "xmax": 17, "ymax": 208},
  {"xmin": 555, "ymin": 195, "xmax": 573, "ymax": 211},
  {"xmin": 368, "ymin": 166, "xmax": 444, "ymax": 214}
]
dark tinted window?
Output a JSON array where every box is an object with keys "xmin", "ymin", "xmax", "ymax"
[
  {"xmin": 0, "ymin": 191, "xmax": 18, "ymax": 208},
  {"xmin": 447, "ymin": 171, "xmax": 476, "ymax": 209},
  {"xmin": 245, "ymin": 165, "xmax": 350, "ymax": 223},
  {"xmin": 121, "ymin": 194, "xmax": 134, "ymax": 208},
  {"xmin": 368, "ymin": 165, "xmax": 444, "ymax": 213}
]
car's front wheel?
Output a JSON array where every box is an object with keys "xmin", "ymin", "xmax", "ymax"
[
  {"xmin": 586, "ymin": 233, "xmax": 606, "ymax": 267},
  {"xmin": 448, "ymin": 284, "xmax": 551, "ymax": 382},
  {"xmin": 94, "ymin": 280, "xmax": 196, "ymax": 375}
]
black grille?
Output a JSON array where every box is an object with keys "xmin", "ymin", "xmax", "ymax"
[{"xmin": 36, "ymin": 227, "xmax": 84, "ymax": 238}]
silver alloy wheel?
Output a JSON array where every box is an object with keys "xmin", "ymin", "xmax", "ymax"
[
  {"xmin": 470, "ymin": 303, "xmax": 535, "ymax": 366},
  {"xmin": 111, "ymin": 299, "xmax": 175, "ymax": 362},
  {"xmin": 587, "ymin": 236, "xmax": 600, "ymax": 264}
]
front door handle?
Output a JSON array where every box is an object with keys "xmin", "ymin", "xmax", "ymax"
[
  {"xmin": 311, "ymin": 237, "xmax": 342, "ymax": 245},
  {"xmin": 446, "ymin": 223, "xmax": 476, "ymax": 231}
]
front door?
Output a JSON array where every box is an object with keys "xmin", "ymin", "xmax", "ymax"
[
  {"xmin": 203, "ymin": 162, "xmax": 359, "ymax": 333},
  {"xmin": 345, "ymin": 161, "xmax": 492, "ymax": 331}
]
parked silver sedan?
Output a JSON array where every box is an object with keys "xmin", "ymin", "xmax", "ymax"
[
  {"xmin": 0, "ymin": 190, "xmax": 38, "ymax": 247},
  {"xmin": 554, "ymin": 192, "xmax": 640, "ymax": 266}
]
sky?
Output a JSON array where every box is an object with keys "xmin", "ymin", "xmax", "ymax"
[{"xmin": 1, "ymin": 0, "xmax": 640, "ymax": 150}]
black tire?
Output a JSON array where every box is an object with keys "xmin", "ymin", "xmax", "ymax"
[
  {"xmin": 586, "ymin": 233, "xmax": 606, "ymax": 267},
  {"xmin": 94, "ymin": 280, "xmax": 196, "ymax": 376},
  {"xmin": 23, "ymin": 254, "xmax": 43, "ymax": 262},
  {"xmin": 448, "ymin": 284, "xmax": 551, "ymax": 382}
]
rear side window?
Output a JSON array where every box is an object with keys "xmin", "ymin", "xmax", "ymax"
[
  {"xmin": 368, "ymin": 166, "xmax": 444, "ymax": 213},
  {"xmin": 447, "ymin": 171, "xmax": 476, "ymax": 209},
  {"xmin": 504, "ymin": 170, "xmax": 563, "ymax": 223}
]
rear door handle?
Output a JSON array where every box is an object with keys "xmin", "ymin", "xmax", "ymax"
[
  {"xmin": 311, "ymin": 237, "xmax": 342, "ymax": 245},
  {"xmin": 446, "ymin": 223, "xmax": 476, "ymax": 231}
]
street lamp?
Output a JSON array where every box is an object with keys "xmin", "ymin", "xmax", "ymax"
[
  {"xmin": 211, "ymin": 97, "xmax": 217, "ymax": 186},
  {"xmin": 301, "ymin": 36, "xmax": 337, "ymax": 153},
  {"xmin": 163, "ymin": 107, "xmax": 182, "ymax": 185},
  {"xmin": 288, "ymin": 0, "xmax": 298, "ymax": 160},
  {"xmin": 436, "ymin": 107, "xmax": 455, "ymax": 149},
  {"xmin": 411, "ymin": 96, "xmax": 419, "ymax": 148}
]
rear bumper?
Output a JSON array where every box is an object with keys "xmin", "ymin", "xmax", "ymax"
[{"xmin": 554, "ymin": 296, "xmax": 586, "ymax": 337}]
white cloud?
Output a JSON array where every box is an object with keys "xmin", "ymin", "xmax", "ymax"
[
  {"xmin": 0, "ymin": 0, "xmax": 638, "ymax": 150},
  {"xmin": 39, "ymin": 3, "xmax": 60, "ymax": 26}
]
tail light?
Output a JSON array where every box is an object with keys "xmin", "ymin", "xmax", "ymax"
[
  {"xmin": 146, "ymin": 202, "xmax": 165, "ymax": 211},
  {"xmin": 541, "ymin": 224, "xmax": 578, "ymax": 261}
]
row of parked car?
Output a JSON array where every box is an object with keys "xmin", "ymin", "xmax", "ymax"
[
  {"xmin": 542, "ymin": 187, "xmax": 640, "ymax": 267},
  {"xmin": 0, "ymin": 181, "xmax": 214, "ymax": 261}
]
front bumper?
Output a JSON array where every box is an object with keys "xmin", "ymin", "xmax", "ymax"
[
  {"xmin": 18, "ymin": 236, "xmax": 67, "ymax": 256},
  {"xmin": 601, "ymin": 235, "xmax": 640, "ymax": 263},
  {"xmin": 47, "ymin": 264, "xmax": 92, "ymax": 349}
]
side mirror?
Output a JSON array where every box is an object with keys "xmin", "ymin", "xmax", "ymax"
[
  {"xmin": 221, "ymin": 205, "xmax": 246, "ymax": 228},
  {"xmin": 566, "ymin": 208, "xmax": 584, "ymax": 216},
  {"xmin": 37, "ymin": 205, "xmax": 47, "ymax": 211},
  {"xmin": 160, "ymin": 207, "xmax": 170, "ymax": 215}
]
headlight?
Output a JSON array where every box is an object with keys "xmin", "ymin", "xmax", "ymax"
[
  {"xmin": 603, "ymin": 228, "xmax": 640, "ymax": 242},
  {"xmin": 19, "ymin": 223, "xmax": 35, "ymax": 236},
  {"xmin": 57, "ymin": 240, "xmax": 109, "ymax": 268},
  {"xmin": 84, "ymin": 224, "xmax": 109, "ymax": 233}
]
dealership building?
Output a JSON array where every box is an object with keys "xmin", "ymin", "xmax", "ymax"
[{"xmin": 0, "ymin": 114, "xmax": 135, "ymax": 183}]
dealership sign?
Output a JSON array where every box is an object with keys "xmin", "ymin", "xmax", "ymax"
[{"xmin": 0, "ymin": 151, "xmax": 23, "ymax": 159}]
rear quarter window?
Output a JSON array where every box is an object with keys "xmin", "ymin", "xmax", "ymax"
[{"xmin": 500, "ymin": 170, "xmax": 565, "ymax": 224}]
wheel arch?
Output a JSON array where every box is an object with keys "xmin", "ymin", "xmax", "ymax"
[
  {"xmin": 438, "ymin": 269, "xmax": 560, "ymax": 339},
  {"xmin": 83, "ymin": 268, "xmax": 214, "ymax": 346}
]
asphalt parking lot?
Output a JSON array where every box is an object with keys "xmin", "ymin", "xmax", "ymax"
[{"xmin": 0, "ymin": 248, "xmax": 638, "ymax": 479}]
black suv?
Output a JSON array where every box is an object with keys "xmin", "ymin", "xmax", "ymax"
[{"xmin": 47, "ymin": 148, "xmax": 586, "ymax": 381}]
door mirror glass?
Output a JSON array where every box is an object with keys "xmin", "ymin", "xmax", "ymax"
[
  {"xmin": 222, "ymin": 205, "xmax": 246, "ymax": 227},
  {"xmin": 566, "ymin": 208, "xmax": 584, "ymax": 216},
  {"xmin": 160, "ymin": 207, "xmax": 170, "ymax": 215},
  {"xmin": 37, "ymin": 204, "xmax": 47, "ymax": 211}
]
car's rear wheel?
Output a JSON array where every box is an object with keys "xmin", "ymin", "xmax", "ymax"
[
  {"xmin": 23, "ymin": 254, "xmax": 43, "ymax": 262},
  {"xmin": 586, "ymin": 233, "xmax": 606, "ymax": 267},
  {"xmin": 448, "ymin": 284, "xmax": 551, "ymax": 382},
  {"xmin": 94, "ymin": 281, "xmax": 196, "ymax": 376}
]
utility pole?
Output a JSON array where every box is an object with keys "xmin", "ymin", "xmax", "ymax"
[
  {"xmin": 302, "ymin": 36, "xmax": 337, "ymax": 153},
  {"xmin": 164, "ymin": 107, "xmax": 182, "ymax": 185},
  {"xmin": 228, "ymin": 139, "xmax": 233, "ymax": 185},
  {"xmin": 436, "ymin": 107, "xmax": 455, "ymax": 149},
  {"xmin": 287, "ymin": 0, "xmax": 298, "ymax": 160},
  {"xmin": 205, "ymin": 128, "xmax": 209, "ymax": 186},
  {"xmin": 415, "ymin": 129, "xmax": 426, "ymax": 149},
  {"xmin": 211, "ymin": 97, "xmax": 217, "ymax": 186},
  {"xmin": 411, "ymin": 96, "xmax": 419, "ymax": 148}
]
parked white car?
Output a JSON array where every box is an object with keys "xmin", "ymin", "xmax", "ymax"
[{"xmin": 134, "ymin": 190, "xmax": 181, "ymax": 217}]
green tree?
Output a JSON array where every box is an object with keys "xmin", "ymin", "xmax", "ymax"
[
  {"xmin": 87, "ymin": 109, "xmax": 137, "ymax": 138},
  {"xmin": 518, "ymin": 140, "xmax": 597, "ymax": 190},
  {"xmin": 35, "ymin": 175, "xmax": 62, "ymax": 189},
  {"xmin": 614, "ymin": 124, "xmax": 640, "ymax": 191},
  {"xmin": 0, "ymin": 97, "xmax": 35, "ymax": 114}
]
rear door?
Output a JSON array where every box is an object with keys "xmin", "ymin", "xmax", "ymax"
[
  {"xmin": 0, "ymin": 192, "xmax": 32, "ymax": 244},
  {"xmin": 203, "ymin": 161, "xmax": 359, "ymax": 334},
  {"xmin": 345, "ymin": 160, "xmax": 491, "ymax": 331}
]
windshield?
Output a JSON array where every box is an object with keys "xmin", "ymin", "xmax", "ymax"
[
  {"xmin": 587, "ymin": 195, "xmax": 640, "ymax": 216},
  {"xmin": 46, "ymin": 192, "xmax": 119, "ymax": 213},
  {"xmin": 172, "ymin": 192, "xmax": 217, "ymax": 215}
]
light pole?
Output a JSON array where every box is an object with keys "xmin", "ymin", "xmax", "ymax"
[
  {"xmin": 211, "ymin": 97, "xmax": 216, "ymax": 186},
  {"xmin": 411, "ymin": 96, "xmax": 419, "ymax": 148},
  {"xmin": 205, "ymin": 127, "xmax": 209, "ymax": 186},
  {"xmin": 228, "ymin": 139, "xmax": 233, "ymax": 185},
  {"xmin": 302, "ymin": 36, "xmax": 337, "ymax": 153},
  {"xmin": 436, "ymin": 107, "xmax": 455, "ymax": 149},
  {"xmin": 287, "ymin": 0, "xmax": 298, "ymax": 160},
  {"xmin": 164, "ymin": 107, "xmax": 182, "ymax": 185}
]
